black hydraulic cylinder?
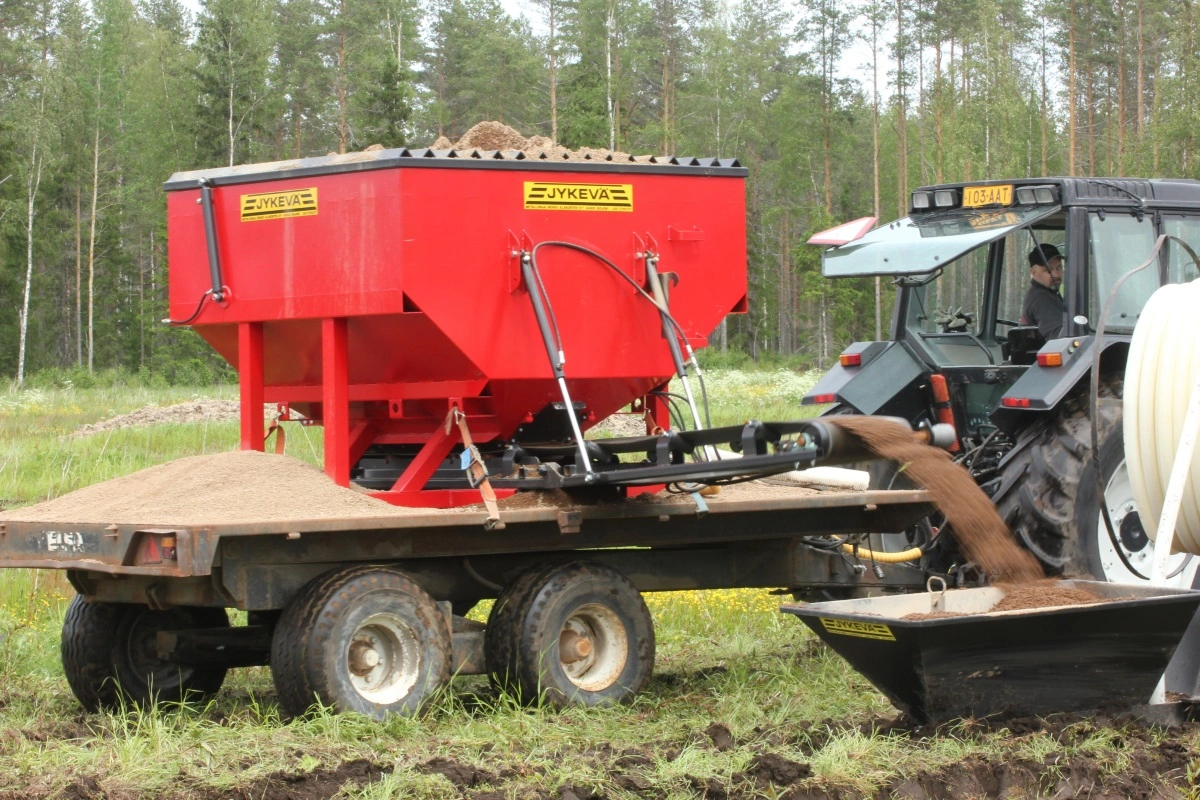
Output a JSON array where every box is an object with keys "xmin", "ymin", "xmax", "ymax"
[
  {"xmin": 520, "ymin": 254, "xmax": 565, "ymax": 379},
  {"xmin": 199, "ymin": 178, "xmax": 225, "ymax": 303},
  {"xmin": 644, "ymin": 257, "xmax": 688, "ymax": 378}
]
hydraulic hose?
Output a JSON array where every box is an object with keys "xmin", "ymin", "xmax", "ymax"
[
  {"xmin": 1125, "ymin": 277, "xmax": 1200, "ymax": 555},
  {"xmin": 840, "ymin": 543, "xmax": 924, "ymax": 563},
  {"xmin": 531, "ymin": 239, "xmax": 716, "ymax": 435}
]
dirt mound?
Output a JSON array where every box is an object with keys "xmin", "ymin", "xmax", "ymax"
[
  {"xmin": 589, "ymin": 413, "xmax": 647, "ymax": 438},
  {"xmin": 703, "ymin": 721, "xmax": 735, "ymax": 751},
  {"xmin": 69, "ymin": 400, "xmax": 268, "ymax": 438},
  {"xmin": 436, "ymin": 121, "xmax": 641, "ymax": 162},
  {"xmin": 735, "ymin": 752, "xmax": 812, "ymax": 789},
  {"xmin": 829, "ymin": 416, "xmax": 1043, "ymax": 582},
  {"xmin": 454, "ymin": 120, "xmax": 530, "ymax": 151},
  {"xmin": 0, "ymin": 450, "xmax": 415, "ymax": 525},
  {"xmin": 991, "ymin": 582, "xmax": 1104, "ymax": 612}
]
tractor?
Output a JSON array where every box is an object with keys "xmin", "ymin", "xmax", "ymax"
[{"xmin": 805, "ymin": 177, "xmax": 1200, "ymax": 588}]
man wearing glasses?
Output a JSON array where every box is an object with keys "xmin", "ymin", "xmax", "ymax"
[{"xmin": 1022, "ymin": 243, "xmax": 1066, "ymax": 340}]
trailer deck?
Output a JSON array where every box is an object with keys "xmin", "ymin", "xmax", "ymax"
[{"xmin": 0, "ymin": 481, "xmax": 934, "ymax": 609}]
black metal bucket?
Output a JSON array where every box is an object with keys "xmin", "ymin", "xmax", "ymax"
[{"xmin": 781, "ymin": 580, "xmax": 1200, "ymax": 723}]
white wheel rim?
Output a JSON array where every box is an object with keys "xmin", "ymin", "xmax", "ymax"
[
  {"xmin": 1098, "ymin": 459, "xmax": 1198, "ymax": 587},
  {"xmin": 346, "ymin": 613, "xmax": 421, "ymax": 705},
  {"xmin": 557, "ymin": 603, "xmax": 628, "ymax": 692}
]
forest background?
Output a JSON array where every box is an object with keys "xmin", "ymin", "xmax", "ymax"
[{"xmin": 0, "ymin": 0, "xmax": 1196, "ymax": 385}]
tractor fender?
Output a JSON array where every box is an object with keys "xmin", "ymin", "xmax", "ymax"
[
  {"xmin": 802, "ymin": 340, "xmax": 928, "ymax": 421},
  {"xmin": 990, "ymin": 335, "xmax": 1130, "ymax": 435}
]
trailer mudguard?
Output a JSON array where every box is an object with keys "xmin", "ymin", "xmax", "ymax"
[{"xmin": 802, "ymin": 341, "xmax": 927, "ymax": 420}]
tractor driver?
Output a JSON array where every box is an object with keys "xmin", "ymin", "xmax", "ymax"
[{"xmin": 1022, "ymin": 243, "xmax": 1066, "ymax": 340}]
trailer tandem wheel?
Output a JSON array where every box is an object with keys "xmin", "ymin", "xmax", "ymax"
[
  {"xmin": 269, "ymin": 566, "xmax": 452, "ymax": 719},
  {"xmin": 61, "ymin": 595, "xmax": 230, "ymax": 711},
  {"xmin": 485, "ymin": 561, "xmax": 654, "ymax": 707}
]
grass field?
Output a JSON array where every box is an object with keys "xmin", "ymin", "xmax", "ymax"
[{"xmin": 1, "ymin": 374, "xmax": 1198, "ymax": 799}]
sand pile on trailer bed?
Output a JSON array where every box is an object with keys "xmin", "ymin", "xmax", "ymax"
[{"xmin": 0, "ymin": 451, "xmax": 419, "ymax": 526}]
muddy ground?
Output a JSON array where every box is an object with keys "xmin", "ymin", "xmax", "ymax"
[
  {"xmin": 192, "ymin": 718, "xmax": 1194, "ymax": 800},
  {"xmin": 9, "ymin": 706, "xmax": 1194, "ymax": 800}
]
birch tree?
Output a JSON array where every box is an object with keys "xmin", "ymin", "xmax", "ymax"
[
  {"xmin": 194, "ymin": 0, "xmax": 274, "ymax": 167},
  {"xmin": 16, "ymin": 96, "xmax": 47, "ymax": 387}
]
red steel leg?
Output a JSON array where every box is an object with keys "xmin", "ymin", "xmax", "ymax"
[
  {"xmin": 373, "ymin": 419, "xmax": 517, "ymax": 507},
  {"xmin": 322, "ymin": 318, "xmax": 350, "ymax": 485},
  {"xmin": 238, "ymin": 322, "xmax": 264, "ymax": 451},
  {"xmin": 348, "ymin": 421, "xmax": 377, "ymax": 470}
]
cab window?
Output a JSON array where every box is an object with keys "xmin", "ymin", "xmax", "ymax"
[
  {"xmin": 902, "ymin": 215, "xmax": 1066, "ymax": 341},
  {"xmin": 903, "ymin": 247, "xmax": 988, "ymax": 337},
  {"xmin": 995, "ymin": 221, "xmax": 1066, "ymax": 336},
  {"xmin": 1162, "ymin": 214, "xmax": 1200, "ymax": 284},
  {"xmin": 1088, "ymin": 213, "xmax": 1157, "ymax": 330}
]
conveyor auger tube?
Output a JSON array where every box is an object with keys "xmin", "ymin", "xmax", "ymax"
[
  {"xmin": 800, "ymin": 417, "xmax": 957, "ymax": 465},
  {"xmin": 492, "ymin": 417, "xmax": 956, "ymax": 490}
]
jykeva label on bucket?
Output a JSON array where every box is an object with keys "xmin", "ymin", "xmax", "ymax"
[
  {"xmin": 240, "ymin": 188, "xmax": 319, "ymax": 221},
  {"xmin": 819, "ymin": 617, "xmax": 896, "ymax": 641},
  {"xmin": 524, "ymin": 182, "xmax": 633, "ymax": 212}
]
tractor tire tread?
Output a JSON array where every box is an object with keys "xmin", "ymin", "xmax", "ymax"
[
  {"xmin": 995, "ymin": 376, "xmax": 1123, "ymax": 574},
  {"xmin": 272, "ymin": 565, "xmax": 391, "ymax": 715}
]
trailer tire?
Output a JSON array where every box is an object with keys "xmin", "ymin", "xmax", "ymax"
[
  {"xmin": 61, "ymin": 596, "xmax": 229, "ymax": 711},
  {"xmin": 485, "ymin": 561, "xmax": 654, "ymax": 708},
  {"xmin": 270, "ymin": 566, "xmax": 451, "ymax": 719},
  {"xmin": 484, "ymin": 564, "xmax": 558, "ymax": 700}
]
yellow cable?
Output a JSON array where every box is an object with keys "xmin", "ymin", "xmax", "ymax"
[{"xmin": 840, "ymin": 543, "xmax": 924, "ymax": 563}]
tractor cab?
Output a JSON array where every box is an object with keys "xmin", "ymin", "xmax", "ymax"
[
  {"xmin": 806, "ymin": 177, "xmax": 1200, "ymax": 586},
  {"xmin": 805, "ymin": 177, "xmax": 1200, "ymax": 448}
]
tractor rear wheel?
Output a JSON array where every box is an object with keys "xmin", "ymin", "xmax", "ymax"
[
  {"xmin": 992, "ymin": 377, "xmax": 1197, "ymax": 586},
  {"xmin": 62, "ymin": 596, "xmax": 229, "ymax": 711},
  {"xmin": 485, "ymin": 561, "xmax": 654, "ymax": 708},
  {"xmin": 270, "ymin": 566, "xmax": 451, "ymax": 719}
]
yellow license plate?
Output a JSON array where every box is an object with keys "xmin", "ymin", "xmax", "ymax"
[{"xmin": 962, "ymin": 184, "xmax": 1013, "ymax": 207}]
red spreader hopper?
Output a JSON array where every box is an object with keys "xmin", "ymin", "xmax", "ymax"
[{"xmin": 166, "ymin": 149, "xmax": 761, "ymax": 509}]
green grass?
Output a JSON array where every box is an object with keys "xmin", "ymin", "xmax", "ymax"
[
  {"xmin": 0, "ymin": 375, "xmax": 1195, "ymax": 798},
  {"xmin": 690, "ymin": 367, "xmax": 823, "ymax": 427},
  {"xmin": 0, "ymin": 383, "xmax": 330, "ymax": 509}
]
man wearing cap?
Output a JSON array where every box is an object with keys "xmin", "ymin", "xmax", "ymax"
[{"xmin": 1022, "ymin": 243, "xmax": 1066, "ymax": 340}]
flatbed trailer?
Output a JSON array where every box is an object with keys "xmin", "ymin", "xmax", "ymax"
[
  {"xmin": 1, "ymin": 142, "xmax": 949, "ymax": 719},
  {"xmin": 0, "ymin": 479, "xmax": 933, "ymax": 717}
]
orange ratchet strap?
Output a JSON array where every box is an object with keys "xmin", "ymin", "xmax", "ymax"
[{"xmin": 445, "ymin": 407, "xmax": 506, "ymax": 531}]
